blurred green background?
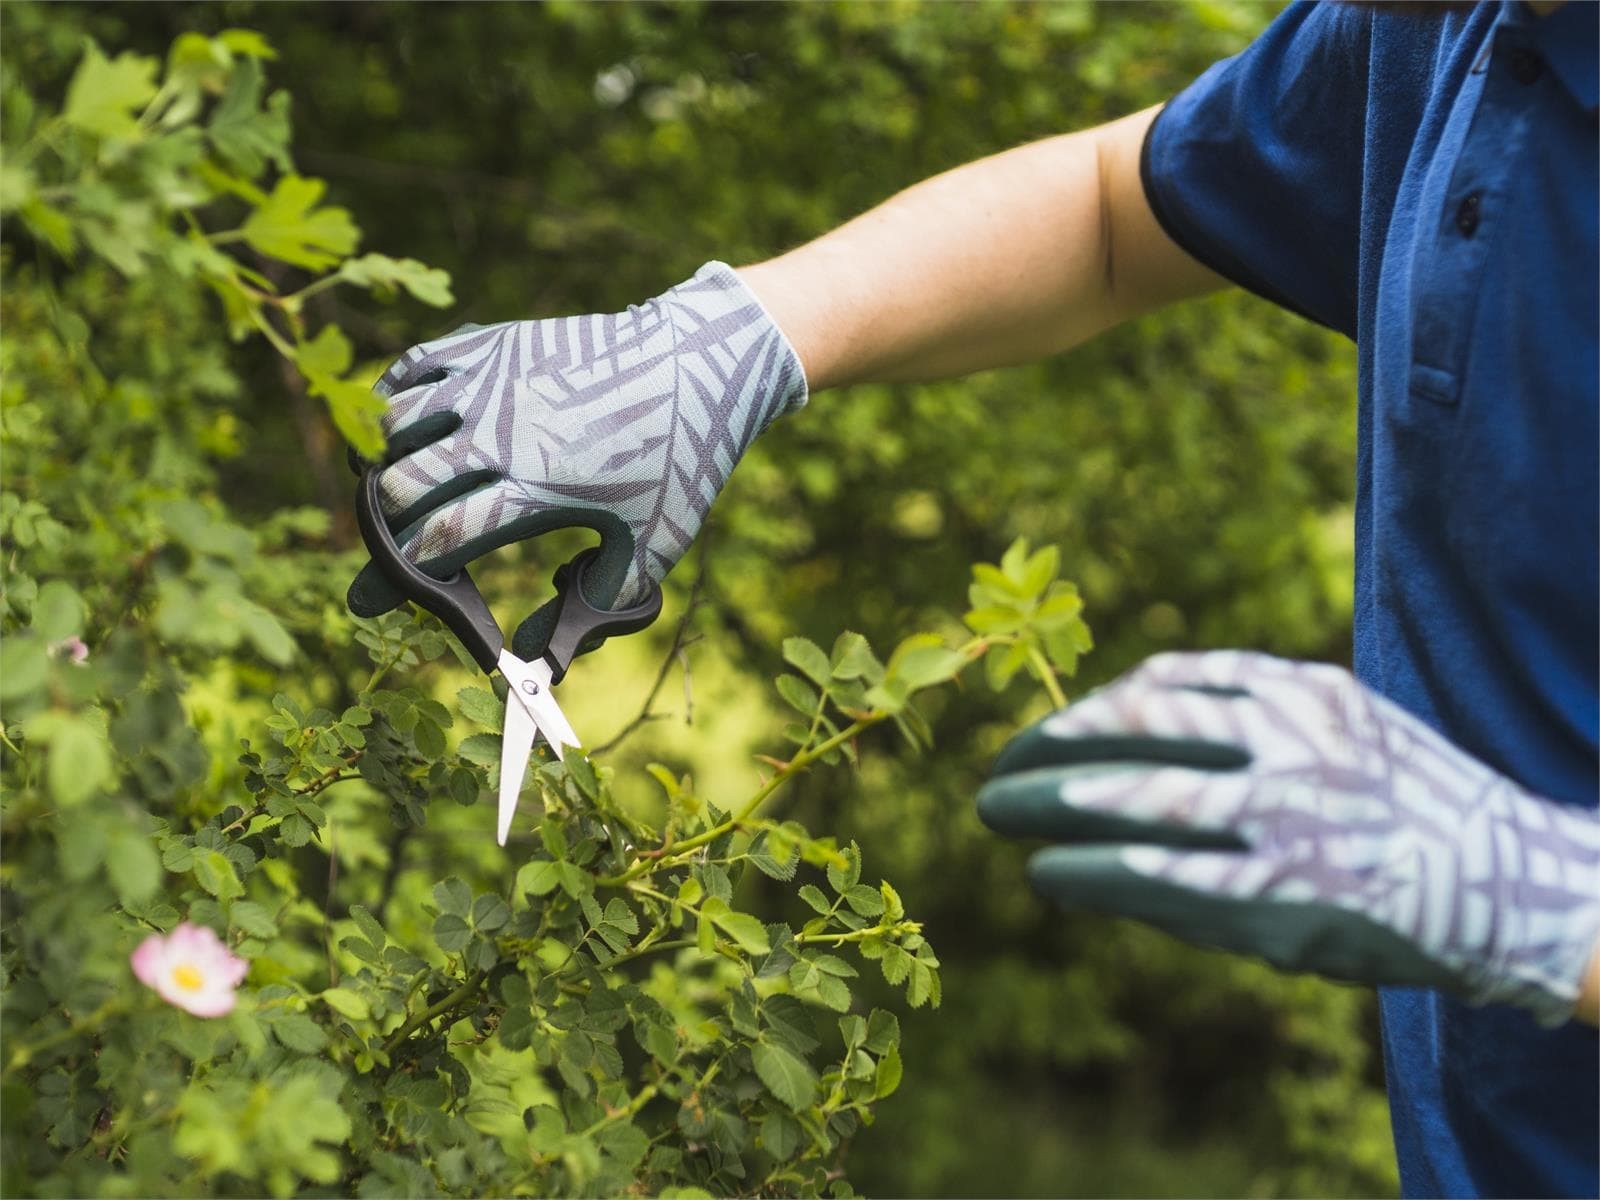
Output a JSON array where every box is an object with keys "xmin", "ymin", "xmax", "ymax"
[{"xmin": 9, "ymin": 2, "xmax": 1387, "ymax": 1194}]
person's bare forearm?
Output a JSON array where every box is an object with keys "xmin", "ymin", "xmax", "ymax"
[
  {"xmin": 738, "ymin": 105, "xmax": 1223, "ymax": 392},
  {"xmin": 1579, "ymin": 940, "xmax": 1600, "ymax": 1026}
]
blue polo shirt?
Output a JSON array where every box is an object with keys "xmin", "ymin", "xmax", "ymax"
[{"xmin": 1141, "ymin": 2, "xmax": 1598, "ymax": 1195}]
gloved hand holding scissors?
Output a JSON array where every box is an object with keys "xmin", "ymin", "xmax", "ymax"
[
  {"xmin": 348, "ymin": 260, "xmax": 807, "ymax": 661},
  {"xmin": 978, "ymin": 651, "xmax": 1600, "ymax": 1025},
  {"xmin": 350, "ymin": 262, "xmax": 806, "ymax": 847}
]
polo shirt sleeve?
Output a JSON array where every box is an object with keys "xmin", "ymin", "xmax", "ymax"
[{"xmin": 1141, "ymin": 0, "xmax": 1374, "ymax": 337}]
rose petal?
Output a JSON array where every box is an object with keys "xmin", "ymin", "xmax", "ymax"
[{"xmin": 130, "ymin": 933, "xmax": 167, "ymax": 987}]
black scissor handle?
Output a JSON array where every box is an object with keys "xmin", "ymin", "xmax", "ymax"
[
  {"xmin": 355, "ymin": 469, "xmax": 504, "ymax": 673},
  {"xmin": 543, "ymin": 548, "xmax": 663, "ymax": 684}
]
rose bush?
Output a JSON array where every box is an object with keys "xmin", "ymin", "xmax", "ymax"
[{"xmin": 0, "ymin": 24, "xmax": 1092, "ymax": 1196}]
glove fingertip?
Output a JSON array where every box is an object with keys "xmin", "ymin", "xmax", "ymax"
[
  {"xmin": 511, "ymin": 599, "xmax": 562, "ymax": 663},
  {"xmin": 1025, "ymin": 843, "xmax": 1133, "ymax": 906},
  {"xmin": 347, "ymin": 562, "xmax": 406, "ymax": 619}
]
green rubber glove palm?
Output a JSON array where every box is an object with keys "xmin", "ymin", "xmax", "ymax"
[{"xmin": 978, "ymin": 651, "xmax": 1600, "ymax": 1025}]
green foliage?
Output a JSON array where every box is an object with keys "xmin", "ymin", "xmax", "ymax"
[
  {"xmin": 0, "ymin": 19, "xmax": 450, "ymax": 453},
  {"xmin": 1, "ymin": 3, "xmax": 1391, "ymax": 1198},
  {"xmin": 2, "ymin": 26, "xmax": 1094, "ymax": 1197}
]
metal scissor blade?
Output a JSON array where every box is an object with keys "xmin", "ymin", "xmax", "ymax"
[
  {"xmin": 493, "ymin": 651, "xmax": 583, "ymax": 843},
  {"xmin": 498, "ymin": 651, "xmax": 582, "ymax": 756},
  {"xmin": 496, "ymin": 687, "xmax": 538, "ymax": 847}
]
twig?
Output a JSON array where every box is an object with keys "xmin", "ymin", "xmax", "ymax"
[
  {"xmin": 382, "ymin": 970, "xmax": 488, "ymax": 1056},
  {"xmin": 590, "ymin": 542, "xmax": 711, "ymax": 757},
  {"xmin": 323, "ymin": 820, "xmax": 339, "ymax": 988},
  {"xmin": 598, "ymin": 716, "xmax": 881, "ymax": 887}
]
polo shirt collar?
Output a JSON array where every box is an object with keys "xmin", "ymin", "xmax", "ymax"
[{"xmin": 1523, "ymin": 1, "xmax": 1598, "ymax": 112}]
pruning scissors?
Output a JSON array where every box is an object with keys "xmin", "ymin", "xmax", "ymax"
[{"xmin": 355, "ymin": 469, "xmax": 662, "ymax": 846}]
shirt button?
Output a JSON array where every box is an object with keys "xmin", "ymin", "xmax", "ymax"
[
  {"xmin": 1509, "ymin": 48, "xmax": 1544, "ymax": 85},
  {"xmin": 1456, "ymin": 192, "xmax": 1481, "ymax": 237}
]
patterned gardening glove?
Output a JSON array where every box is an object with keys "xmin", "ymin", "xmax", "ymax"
[
  {"xmin": 346, "ymin": 261, "xmax": 807, "ymax": 658},
  {"xmin": 977, "ymin": 651, "xmax": 1600, "ymax": 1025}
]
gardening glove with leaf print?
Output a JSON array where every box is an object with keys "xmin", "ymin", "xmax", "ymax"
[
  {"xmin": 347, "ymin": 261, "xmax": 807, "ymax": 659},
  {"xmin": 978, "ymin": 651, "xmax": 1600, "ymax": 1026}
]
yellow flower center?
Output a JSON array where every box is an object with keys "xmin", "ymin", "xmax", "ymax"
[{"xmin": 171, "ymin": 964, "xmax": 205, "ymax": 991}]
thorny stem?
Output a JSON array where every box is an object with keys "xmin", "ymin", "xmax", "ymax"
[
  {"xmin": 362, "ymin": 647, "xmax": 408, "ymax": 694},
  {"xmin": 794, "ymin": 921, "xmax": 919, "ymax": 948},
  {"xmin": 3, "ymin": 995, "xmax": 126, "ymax": 1077},
  {"xmin": 600, "ymin": 937, "xmax": 696, "ymax": 968},
  {"xmin": 598, "ymin": 717, "xmax": 880, "ymax": 887},
  {"xmin": 382, "ymin": 969, "xmax": 488, "ymax": 1055},
  {"xmin": 219, "ymin": 750, "xmax": 362, "ymax": 836},
  {"xmin": 1024, "ymin": 643, "xmax": 1069, "ymax": 709}
]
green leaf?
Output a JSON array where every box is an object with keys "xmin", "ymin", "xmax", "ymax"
[
  {"xmin": 217, "ymin": 28, "xmax": 277, "ymax": 58},
  {"xmin": 471, "ymin": 893, "xmax": 510, "ymax": 932},
  {"xmin": 63, "ymin": 43, "xmax": 159, "ymax": 139},
  {"xmin": 33, "ymin": 580, "xmax": 85, "ymax": 641},
  {"xmin": 829, "ymin": 631, "xmax": 884, "ymax": 683},
  {"xmin": 880, "ymin": 880, "xmax": 905, "ymax": 920},
  {"xmin": 781, "ymin": 636, "xmax": 832, "ymax": 688},
  {"xmin": 874, "ymin": 1044, "xmax": 903, "ymax": 1098},
  {"xmin": 864, "ymin": 1009, "xmax": 900, "ymax": 1055},
  {"xmin": 230, "ymin": 900, "xmax": 280, "ymax": 939},
  {"xmin": 963, "ymin": 604, "xmax": 1025, "ymax": 635},
  {"xmin": 339, "ymin": 254, "xmax": 454, "ymax": 307},
  {"xmin": 603, "ymin": 898, "xmax": 639, "ymax": 936},
  {"xmin": 886, "ymin": 633, "xmax": 966, "ymax": 692},
  {"xmin": 797, "ymin": 884, "xmax": 831, "ymax": 916},
  {"xmin": 0, "ymin": 162, "xmax": 36, "ymax": 215},
  {"xmin": 0, "ymin": 633, "xmax": 48, "ymax": 701},
  {"xmin": 193, "ymin": 851, "xmax": 244, "ymax": 900},
  {"xmin": 1019, "ymin": 542, "xmax": 1060, "ymax": 597},
  {"xmin": 761, "ymin": 1111, "xmax": 802, "ymax": 1159},
  {"xmin": 107, "ymin": 830, "xmax": 160, "ymax": 906},
  {"xmin": 695, "ymin": 912, "xmax": 715, "ymax": 957},
  {"xmin": 842, "ymin": 884, "xmax": 884, "ymax": 918},
  {"xmin": 237, "ymin": 601, "xmax": 294, "ymax": 665},
  {"xmin": 516, "ymin": 860, "xmax": 560, "ymax": 898},
  {"xmin": 751, "ymin": 1041, "xmax": 817, "ymax": 1110},
  {"xmin": 279, "ymin": 813, "xmax": 314, "ymax": 847},
  {"xmin": 774, "ymin": 673, "xmax": 819, "ymax": 717},
  {"xmin": 321, "ymin": 987, "xmax": 369, "ymax": 1021},
  {"xmin": 1043, "ymin": 618, "xmax": 1094, "ymax": 677},
  {"xmin": 349, "ymin": 904, "xmax": 386, "ymax": 948},
  {"xmin": 433, "ymin": 877, "xmax": 471, "ymax": 916},
  {"xmin": 41, "ymin": 713, "xmax": 113, "ymax": 807},
  {"xmin": 161, "ymin": 840, "xmax": 196, "ymax": 873},
  {"xmin": 825, "ymin": 843, "xmax": 861, "ymax": 894},
  {"xmin": 295, "ymin": 323, "xmax": 353, "ymax": 378},
  {"xmin": 566, "ymin": 753, "xmax": 601, "ymax": 802},
  {"xmin": 449, "ymin": 765, "xmax": 480, "ymax": 806},
  {"xmin": 456, "ymin": 686, "xmax": 504, "ymax": 730},
  {"xmin": 985, "ymin": 640, "xmax": 1030, "ymax": 691},
  {"xmin": 241, "ymin": 174, "xmax": 358, "ymax": 270},
  {"xmin": 206, "ymin": 57, "xmax": 290, "ymax": 176},
  {"xmin": 701, "ymin": 897, "xmax": 770, "ymax": 955},
  {"xmin": 457, "ymin": 733, "xmax": 502, "ymax": 768},
  {"xmin": 879, "ymin": 944, "xmax": 912, "ymax": 987},
  {"xmin": 433, "ymin": 913, "xmax": 471, "ymax": 953},
  {"xmin": 318, "ymin": 376, "xmax": 386, "ymax": 459},
  {"xmin": 270, "ymin": 1013, "xmax": 327, "ymax": 1054}
]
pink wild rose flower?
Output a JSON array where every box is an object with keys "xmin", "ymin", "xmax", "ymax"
[{"xmin": 130, "ymin": 922, "xmax": 248, "ymax": 1017}]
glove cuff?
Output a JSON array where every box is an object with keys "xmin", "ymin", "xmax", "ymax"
[
  {"xmin": 1466, "ymin": 791, "xmax": 1600, "ymax": 1027},
  {"xmin": 665, "ymin": 261, "xmax": 810, "ymax": 438}
]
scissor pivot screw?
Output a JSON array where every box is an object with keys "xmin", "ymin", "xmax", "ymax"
[{"xmin": 521, "ymin": 679, "xmax": 541, "ymax": 696}]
